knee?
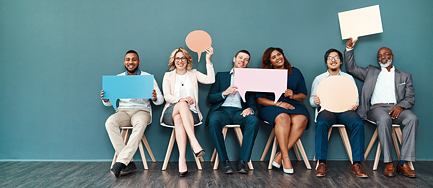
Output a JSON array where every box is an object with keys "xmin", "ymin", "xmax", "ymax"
[
  {"xmin": 376, "ymin": 115, "xmax": 392, "ymax": 125},
  {"xmin": 105, "ymin": 119, "xmax": 117, "ymax": 130},
  {"xmin": 244, "ymin": 116, "xmax": 259, "ymax": 131},
  {"xmin": 404, "ymin": 114, "xmax": 419, "ymax": 127},
  {"xmin": 173, "ymin": 115, "xmax": 183, "ymax": 126},
  {"xmin": 175, "ymin": 101, "xmax": 189, "ymax": 110},
  {"xmin": 275, "ymin": 114, "xmax": 291, "ymax": 125}
]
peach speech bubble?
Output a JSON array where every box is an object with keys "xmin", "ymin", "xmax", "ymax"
[
  {"xmin": 316, "ymin": 76, "xmax": 358, "ymax": 113},
  {"xmin": 234, "ymin": 68, "xmax": 287, "ymax": 104},
  {"xmin": 185, "ymin": 30, "xmax": 212, "ymax": 62}
]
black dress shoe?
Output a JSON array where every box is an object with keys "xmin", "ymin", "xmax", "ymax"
[
  {"xmin": 111, "ymin": 162, "xmax": 126, "ymax": 178},
  {"xmin": 236, "ymin": 158, "xmax": 248, "ymax": 174},
  {"xmin": 194, "ymin": 150, "xmax": 205, "ymax": 157},
  {"xmin": 120, "ymin": 161, "xmax": 137, "ymax": 175},
  {"xmin": 222, "ymin": 159, "xmax": 233, "ymax": 174},
  {"xmin": 178, "ymin": 170, "xmax": 188, "ymax": 177}
]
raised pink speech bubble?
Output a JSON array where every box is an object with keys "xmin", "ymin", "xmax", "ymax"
[
  {"xmin": 234, "ymin": 68, "xmax": 287, "ymax": 104},
  {"xmin": 185, "ymin": 30, "xmax": 212, "ymax": 62},
  {"xmin": 316, "ymin": 76, "xmax": 358, "ymax": 113}
]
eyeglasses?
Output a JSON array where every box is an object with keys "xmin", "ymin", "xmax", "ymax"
[
  {"xmin": 377, "ymin": 53, "xmax": 392, "ymax": 59},
  {"xmin": 327, "ymin": 56, "xmax": 340, "ymax": 61},
  {"xmin": 175, "ymin": 57, "xmax": 187, "ymax": 62}
]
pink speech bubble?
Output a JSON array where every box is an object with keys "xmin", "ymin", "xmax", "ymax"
[
  {"xmin": 316, "ymin": 76, "xmax": 358, "ymax": 113},
  {"xmin": 234, "ymin": 68, "xmax": 287, "ymax": 104},
  {"xmin": 185, "ymin": 30, "xmax": 212, "ymax": 62}
]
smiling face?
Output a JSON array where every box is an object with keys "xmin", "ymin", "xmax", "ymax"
[
  {"xmin": 269, "ymin": 50, "xmax": 285, "ymax": 69},
  {"xmin": 124, "ymin": 53, "xmax": 140, "ymax": 75},
  {"xmin": 174, "ymin": 51, "xmax": 187, "ymax": 71},
  {"xmin": 377, "ymin": 47, "xmax": 394, "ymax": 68},
  {"xmin": 233, "ymin": 52, "xmax": 250, "ymax": 69},
  {"xmin": 326, "ymin": 52, "xmax": 342, "ymax": 72}
]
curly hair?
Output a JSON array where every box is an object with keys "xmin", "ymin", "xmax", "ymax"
[
  {"xmin": 168, "ymin": 47, "xmax": 193, "ymax": 70},
  {"xmin": 261, "ymin": 47, "xmax": 292, "ymax": 75}
]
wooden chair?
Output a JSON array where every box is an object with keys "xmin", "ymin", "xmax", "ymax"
[
  {"xmin": 260, "ymin": 121, "xmax": 311, "ymax": 170},
  {"xmin": 210, "ymin": 125, "xmax": 254, "ymax": 170},
  {"xmin": 161, "ymin": 122, "xmax": 204, "ymax": 171},
  {"xmin": 364, "ymin": 120, "xmax": 415, "ymax": 171},
  {"xmin": 111, "ymin": 126, "xmax": 156, "ymax": 169},
  {"xmin": 313, "ymin": 108, "xmax": 353, "ymax": 169}
]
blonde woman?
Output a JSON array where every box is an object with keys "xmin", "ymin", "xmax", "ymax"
[{"xmin": 161, "ymin": 46, "xmax": 215, "ymax": 176}]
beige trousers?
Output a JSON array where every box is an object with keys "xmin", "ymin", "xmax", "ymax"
[{"xmin": 105, "ymin": 108, "xmax": 151, "ymax": 165}]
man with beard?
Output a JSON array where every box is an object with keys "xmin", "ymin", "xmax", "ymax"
[
  {"xmin": 100, "ymin": 50, "xmax": 164, "ymax": 177},
  {"xmin": 206, "ymin": 50, "xmax": 259, "ymax": 174},
  {"xmin": 345, "ymin": 38, "xmax": 418, "ymax": 178},
  {"xmin": 310, "ymin": 49, "xmax": 367, "ymax": 178}
]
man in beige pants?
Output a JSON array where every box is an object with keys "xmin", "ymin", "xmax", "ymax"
[{"xmin": 101, "ymin": 50, "xmax": 164, "ymax": 177}]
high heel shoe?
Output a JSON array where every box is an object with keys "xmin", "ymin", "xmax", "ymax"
[
  {"xmin": 194, "ymin": 150, "xmax": 205, "ymax": 158},
  {"xmin": 178, "ymin": 170, "xmax": 188, "ymax": 177},
  {"xmin": 272, "ymin": 152, "xmax": 281, "ymax": 169},
  {"xmin": 282, "ymin": 159, "xmax": 294, "ymax": 174}
]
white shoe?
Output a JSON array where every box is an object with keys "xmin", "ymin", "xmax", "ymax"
[
  {"xmin": 272, "ymin": 152, "xmax": 281, "ymax": 169},
  {"xmin": 282, "ymin": 160, "xmax": 294, "ymax": 174}
]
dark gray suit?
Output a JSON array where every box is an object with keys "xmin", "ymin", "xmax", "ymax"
[{"xmin": 345, "ymin": 49, "xmax": 418, "ymax": 163}]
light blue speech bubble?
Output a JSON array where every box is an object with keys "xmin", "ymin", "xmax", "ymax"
[{"xmin": 102, "ymin": 75, "xmax": 154, "ymax": 110}]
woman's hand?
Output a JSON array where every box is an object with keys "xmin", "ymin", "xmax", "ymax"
[
  {"xmin": 206, "ymin": 46, "xmax": 214, "ymax": 60},
  {"xmin": 278, "ymin": 102, "xmax": 295, "ymax": 110},
  {"xmin": 284, "ymin": 89, "xmax": 294, "ymax": 99},
  {"xmin": 180, "ymin": 96, "xmax": 194, "ymax": 105}
]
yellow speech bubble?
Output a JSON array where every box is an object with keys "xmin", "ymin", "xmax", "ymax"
[{"xmin": 185, "ymin": 30, "xmax": 212, "ymax": 62}]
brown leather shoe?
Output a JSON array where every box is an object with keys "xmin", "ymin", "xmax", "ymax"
[
  {"xmin": 351, "ymin": 163, "xmax": 368, "ymax": 178},
  {"xmin": 384, "ymin": 163, "xmax": 396, "ymax": 177},
  {"xmin": 315, "ymin": 163, "xmax": 327, "ymax": 177},
  {"xmin": 397, "ymin": 163, "xmax": 416, "ymax": 178}
]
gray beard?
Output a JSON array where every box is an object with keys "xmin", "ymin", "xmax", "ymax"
[{"xmin": 379, "ymin": 59, "xmax": 392, "ymax": 68}]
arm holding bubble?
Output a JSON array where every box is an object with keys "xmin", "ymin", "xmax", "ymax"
[
  {"xmin": 345, "ymin": 37, "xmax": 368, "ymax": 81},
  {"xmin": 195, "ymin": 47, "xmax": 215, "ymax": 84},
  {"xmin": 101, "ymin": 90, "xmax": 113, "ymax": 106}
]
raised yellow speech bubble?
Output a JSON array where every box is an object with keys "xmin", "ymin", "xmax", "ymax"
[{"xmin": 185, "ymin": 30, "xmax": 212, "ymax": 62}]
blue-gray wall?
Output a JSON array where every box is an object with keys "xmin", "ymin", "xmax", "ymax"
[{"xmin": 1, "ymin": 0, "xmax": 432, "ymax": 161}]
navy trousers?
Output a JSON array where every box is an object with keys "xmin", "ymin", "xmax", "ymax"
[
  {"xmin": 208, "ymin": 107, "xmax": 259, "ymax": 162},
  {"xmin": 315, "ymin": 110, "xmax": 365, "ymax": 161}
]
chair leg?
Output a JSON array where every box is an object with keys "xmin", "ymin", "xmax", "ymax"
[
  {"xmin": 233, "ymin": 127, "xmax": 253, "ymax": 170},
  {"xmin": 268, "ymin": 135, "xmax": 278, "ymax": 170},
  {"xmin": 373, "ymin": 142, "xmax": 381, "ymax": 171},
  {"xmin": 296, "ymin": 139, "xmax": 311, "ymax": 169},
  {"xmin": 260, "ymin": 129, "xmax": 275, "ymax": 161},
  {"xmin": 210, "ymin": 149, "xmax": 217, "ymax": 162},
  {"xmin": 364, "ymin": 128, "xmax": 378, "ymax": 159},
  {"xmin": 162, "ymin": 129, "xmax": 176, "ymax": 171},
  {"xmin": 213, "ymin": 127, "xmax": 228, "ymax": 170},
  {"xmin": 338, "ymin": 127, "xmax": 353, "ymax": 164},
  {"xmin": 293, "ymin": 143, "xmax": 301, "ymax": 161},
  {"xmin": 138, "ymin": 140, "xmax": 148, "ymax": 169},
  {"xmin": 141, "ymin": 135, "xmax": 156, "ymax": 162}
]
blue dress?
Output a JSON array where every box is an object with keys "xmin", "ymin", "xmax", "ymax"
[{"xmin": 256, "ymin": 67, "xmax": 310, "ymax": 130}]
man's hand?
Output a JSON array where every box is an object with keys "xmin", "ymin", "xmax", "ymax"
[
  {"xmin": 346, "ymin": 37, "xmax": 358, "ymax": 49},
  {"xmin": 389, "ymin": 106, "xmax": 403, "ymax": 119},
  {"xmin": 278, "ymin": 102, "xmax": 295, "ymax": 110},
  {"xmin": 101, "ymin": 90, "xmax": 109, "ymax": 102},
  {"xmin": 205, "ymin": 46, "xmax": 214, "ymax": 60},
  {"xmin": 313, "ymin": 94, "xmax": 321, "ymax": 105},
  {"xmin": 284, "ymin": 89, "xmax": 294, "ymax": 99},
  {"xmin": 223, "ymin": 85, "xmax": 238, "ymax": 97},
  {"xmin": 349, "ymin": 104, "xmax": 358, "ymax": 111},
  {"xmin": 179, "ymin": 96, "xmax": 195, "ymax": 105},
  {"xmin": 240, "ymin": 108, "xmax": 253, "ymax": 117},
  {"xmin": 152, "ymin": 89, "xmax": 157, "ymax": 101}
]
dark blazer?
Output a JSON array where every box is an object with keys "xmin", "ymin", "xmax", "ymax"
[
  {"xmin": 205, "ymin": 71, "xmax": 258, "ymax": 126},
  {"xmin": 344, "ymin": 50, "xmax": 415, "ymax": 119}
]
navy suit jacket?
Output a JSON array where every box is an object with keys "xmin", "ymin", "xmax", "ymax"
[{"xmin": 205, "ymin": 71, "xmax": 258, "ymax": 126}]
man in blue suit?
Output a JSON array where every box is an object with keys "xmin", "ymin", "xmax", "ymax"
[{"xmin": 206, "ymin": 50, "xmax": 259, "ymax": 174}]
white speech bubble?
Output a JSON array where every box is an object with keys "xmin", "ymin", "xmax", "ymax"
[{"xmin": 338, "ymin": 5, "xmax": 383, "ymax": 40}]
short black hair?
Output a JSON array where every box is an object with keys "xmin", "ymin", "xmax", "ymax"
[
  {"xmin": 235, "ymin": 50, "xmax": 250, "ymax": 59},
  {"xmin": 125, "ymin": 50, "xmax": 139, "ymax": 60},
  {"xmin": 324, "ymin": 48, "xmax": 342, "ymax": 64}
]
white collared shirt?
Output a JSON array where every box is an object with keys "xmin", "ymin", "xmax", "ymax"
[{"xmin": 371, "ymin": 66, "xmax": 397, "ymax": 105}]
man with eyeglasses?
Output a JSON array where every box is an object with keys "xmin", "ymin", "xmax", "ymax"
[
  {"xmin": 206, "ymin": 50, "xmax": 259, "ymax": 174},
  {"xmin": 101, "ymin": 50, "xmax": 164, "ymax": 177},
  {"xmin": 310, "ymin": 49, "xmax": 368, "ymax": 178},
  {"xmin": 345, "ymin": 38, "xmax": 418, "ymax": 178}
]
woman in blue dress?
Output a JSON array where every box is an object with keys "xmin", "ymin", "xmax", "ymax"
[{"xmin": 257, "ymin": 47, "xmax": 309, "ymax": 174}]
